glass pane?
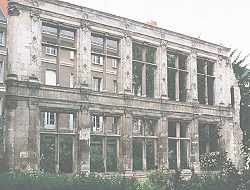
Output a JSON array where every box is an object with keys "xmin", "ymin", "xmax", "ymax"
[
  {"xmin": 107, "ymin": 38, "xmax": 118, "ymax": 56},
  {"xmin": 167, "ymin": 54, "xmax": 177, "ymax": 68},
  {"xmin": 42, "ymin": 25, "xmax": 57, "ymax": 35},
  {"xmin": 146, "ymin": 65, "xmax": 155, "ymax": 98},
  {"xmin": 133, "ymin": 119, "xmax": 143, "ymax": 135},
  {"xmin": 106, "ymin": 138, "xmax": 118, "ymax": 172},
  {"xmin": 133, "ymin": 140, "xmax": 143, "ymax": 171},
  {"xmin": 207, "ymin": 62, "xmax": 214, "ymax": 75},
  {"xmin": 146, "ymin": 139, "xmax": 156, "ymax": 170},
  {"xmin": 145, "ymin": 119, "xmax": 156, "ymax": 136},
  {"xmin": 59, "ymin": 135, "xmax": 73, "ymax": 173},
  {"xmin": 209, "ymin": 125, "xmax": 218, "ymax": 152},
  {"xmin": 146, "ymin": 47, "xmax": 156, "ymax": 63},
  {"xmin": 42, "ymin": 112, "xmax": 56, "ymax": 130},
  {"xmin": 167, "ymin": 69, "xmax": 176, "ymax": 100},
  {"xmin": 168, "ymin": 139, "xmax": 177, "ymax": 169},
  {"xmin": 197, "ymin": 74, "xmax": 206, "ymax": 104},
  {"xmin": 197, "ymin": 59, "xmax": 206, "ymax": 74},
  {"xmin": 180, "ymin": 140, "xmax": 189, "ymax": 169},
  {"xmin": 91, "ymin": 35, "xmax": 104, "ymax": 53},
  {"xmin": 106, "ymin": 116, "xmax": 119, "ymax": 134},
  {"xmin": 179, "ymin": 71, "xmax": 187, "ymax": 102},
  {"xmin": 132, "ymin": 62, "xmax": 142, "ymax": 96},
  {"xmin": 90, "ymin": 137, "xmax": 104, "ymax": 172},
  {"xmin": 40, "ymin": 135, "xmax": 56, "ymax": 173},
  {"xmin": 180, "ymin": 123, "xmax": 188, "ymax": 138},
  {"xmin": 60, "ymin": 29, "xmax": 74, "ymax": 39},
  {"xmin": 207, "ymin": 77, "xmax": 214, "ymax": 105},
  {"xmin": 168, "ymin": 121, "xmax": 176, "ymax": 137},
  {"xmin": 178, "ymin": 54, "xmax": 187, "ymax": 70},
  {"xmin": 91, "ymin": 115, "xmax": 103, "ymax": 133},
  {"xmin": 133, "ymin": 44, "xmax": 143, "ymax": 61}
]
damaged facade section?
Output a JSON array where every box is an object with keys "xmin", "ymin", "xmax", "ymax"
[{"xmin": 0, "ymin": 0, "xmax": 243, "ymax": 176}]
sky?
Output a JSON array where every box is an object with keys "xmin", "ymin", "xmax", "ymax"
[{"xmin": 64, "ymin": 0, "xmax": 250, "ymax": 64}]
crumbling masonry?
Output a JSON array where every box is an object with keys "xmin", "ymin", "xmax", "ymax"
[{"xmin": 0, "ymin": 0, "xmax": 243, "ymax": 176}]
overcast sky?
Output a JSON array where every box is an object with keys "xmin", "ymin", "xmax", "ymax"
[{"xmin": 64, "ymin": 0, "xmax": 250, "ymax": 63}]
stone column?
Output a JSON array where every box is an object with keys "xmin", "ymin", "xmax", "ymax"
[
  {"xmin": 120, "ymin": 111, "xmax": 133, "ymax": 173},
  {"xmin": 76, "ymin": 21, "xmax": 92, "ymax": 89},
  {"xmin": 158, "ymin": 41, "xmax": 168, "ymax": 99},
  {"xmin": 120, "ymin": 34, "xmax": 133, "ymax": 94},
  {"xmin": 8, "ymin": 2, "xmax": 42, "ymax": 81},
  {"xmin": 78, "ymin": 106, "xmax": 91, "ymax": 173},
  {"xmin": 158, "ymin": 114, "xmax": 168, "ymax": 169},
  {"xmin": 187, "ymin": 50, "xmax": 198, "ymax": 102},
  {"xmin": 190, "ymin": 118, "xmax": 200, "ymax": 173}
]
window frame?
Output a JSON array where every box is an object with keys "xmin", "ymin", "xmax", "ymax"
[
  {"xmin": 45, "ymin": 46, "xmax": 57, "ymax": 56},
  {"xmin": 167, "ymin": 120, "xmax": 190, "ymax": 170},
  {"xmin": 0, "ymin": 31, "xmax": 5, "ymax": 46},
  {"xmin": 132, "ymin": 118, "xmax": 158, "ymax": 171}
]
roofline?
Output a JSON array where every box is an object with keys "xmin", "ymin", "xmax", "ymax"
[{"xmin": 23, "ymin": 0, "xmax": 231, "ymax": 51}]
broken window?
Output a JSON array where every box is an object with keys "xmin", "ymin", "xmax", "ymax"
[
  {"xmin": 132, "ymin": 43, "xmax": 156, "ymax": 97},
  {"xmin": 199, "ymin": 124, "xmax": 218, "ymax": 155},
  {"xmin": 40, "ymin": 112, "xmax": 76, "ymax": 174},
  {"xmin": 168, "ymin": 121, "xmax": 190, "ymax": 169},
  {"xmin": 197, "ymin": 58, "xmax": 215, "ymax": 105},
  {"xmin": 167, "ymin": 52, "xmax": 188, "ymax": 102},
  {"xmin": 132, "ymin": 118, "xmax": 158, "ymax": 171},
  {"xmin": 90, "ymin": 114, "xmax": 120, "ymax": 172}
]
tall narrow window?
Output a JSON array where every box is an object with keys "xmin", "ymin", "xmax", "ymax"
[
  {"xmin": 197, "ymin": 58, "xmax": 215, "ymax": 105},
  {"xmin": 167, "ymin": 52, "xmax": 188, "ymax": 102},
  {"xmin": 132, "ymin": 118, "xmax": 158, "ymax": 171},
  {"xmin": 90, "ymin": 114, "xmax": 120, "ymax": 172},
  {"xmin": 69, "ymin": 73, "xmax": 74, "ymax": 88},
  {"xmin": 93, "ymin": 77, "xmax": 102, "ymax": 92},
  {"xmin": 113, "ymin": 80, "xmax": 118, "ymax": 94},
  {"xmin": 199, "ymin": 124, "xmax": 218, "ymax": 156},
  {"xmin": 40, "ymin": 112, "xmax": 76, "ymax": 174},
  {"xmin": 168, "ymin": 121, "xmax": 190, "ymax": 169},
  {"xmin": 132, "ymin": 43, "xmax": 156, "ymax": 97}
]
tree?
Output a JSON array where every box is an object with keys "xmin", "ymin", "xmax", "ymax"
[{"xmin": 230, "ymin": 50, "xmax": 250, "ymax": 168}]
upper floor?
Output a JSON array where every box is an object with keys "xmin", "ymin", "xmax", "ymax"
[{"xmin": 5, "ymin": 0, "xmax": 239, "ymax": 108}]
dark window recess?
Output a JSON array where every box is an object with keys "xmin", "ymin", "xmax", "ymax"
[
  {"xmin": 146, "ymin": 65, "xmax": 155, "ymax": 98},
  {"xmin": 230, "ymin": 87, "xmax": 235, "ymax": 107},
  {"xmin": 146, "ymin": 47, "xmax": 156, "ymax": 64},
  {"xmin": 207, "ymin": 77, "xmax": 214, "ymax": 105},
  {"xmin": 40, "ymin": 135, "xmax": 56, "ymax": 174},
  {"xmin": 90, "ymin": 137, "xmax": 104, "ymax": 172},
  {"xmin": 107, "ymin": 38, "xmax": 119, "ymax": 56},
  {"xmin": 168, "ymin": 69, "xmax": 176, "ymax": 100},
  {"xmin": 106, "ymin": 139, "xmax": 118, "ymax": 172},
  {"xmin": 133, "ymin": 140, "xmax": 143, "ymax": 171},
  {"xmin": 59, "ymin": 135, "xmax": 73, "ymax": 173},
  {"xmin": 197, "ymin": 75, "xmax": 206, "ymax": 104},
  {"xmin": 207, "ymin": 63, "xmax": 214, "ymax": 76},
  {"xmin": 197, "ymin": 59, "xmax": 206, "ymax": 74},
  {"xmin": 168, "ymin": 121, "xmax": 177, "ymax": 137},
  {"xmin": 91, "ymin": 35, "xmax": 104, "ymax": 54},
  {"xmin": 167, "ymin": 54, "xmax": 176, "ymax": 68},
  {"xmin": 146, "ymin": 139, "xmax": 156, "ymax": 170},
  {"xmin": 179, "ymin": 71, "xmax": 187, "ymax": 102},
  {"xmin": 168, "ymin": 139, "xmax": 177, "ymax": 169},
  {"xmin": 133, "ymin": 44, "xmax": 143, "ymax": 61},
  {"xmin": 178, "ymin": 54, "xmax": 187, "ymax": 70},
  {"xmin": 132, "ymin": 62, "xmax": 143, "ymax": 96}
]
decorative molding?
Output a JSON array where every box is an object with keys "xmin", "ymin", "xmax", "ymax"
[{"xmin": 8, "ymin": 2, "xmax": 20, "ymax": 16}]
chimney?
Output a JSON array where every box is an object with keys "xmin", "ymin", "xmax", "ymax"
[
  {"xmin": 146, "ymin": 20, "xmax": 158, "ymax": 27},
  {"xmin": 0, "ymin": 0, "xmax": 8, "ymax": 17}
]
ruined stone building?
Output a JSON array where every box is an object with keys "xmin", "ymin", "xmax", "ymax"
[{"xmin": 0, "ymin": 0, "xmax": 243, "ymax": 176}]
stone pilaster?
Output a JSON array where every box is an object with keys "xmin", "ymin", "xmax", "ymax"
[
  {"xmin": 121, "ymin": 111, "xmax": 133, "ymax": 173},
  {"xmin": 120, "ymin": 34, "xmax": 133, "ymax": 94},
  {"xmin": 158, "ymin": 40, "xmax": 168, "ymax": 99},
  {"xmin": 190, "ymin": 118, "xmax": 200, "ymax": 173},
  {"xmin": 158, "ymin": 114, "xmax": 168, "ymax": 169},
  {"xmin": 8, "ymin": 2, "xmax": 42, "ymax": 81},
  {"xmin": 78, "ymin": 105, "xmax": 91, "ymax": 173},
  {"xmin": 187, "ymin": 51, "xmax": 198, "ymax": 102},
  {"xmin": 77, "ymin": 21, "xmax": 91, "ymax": 89}
]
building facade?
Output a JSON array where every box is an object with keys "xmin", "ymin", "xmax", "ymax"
[{"xmin": 0, "ymin": 0, "xmax": 243, "ymax": 176}]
